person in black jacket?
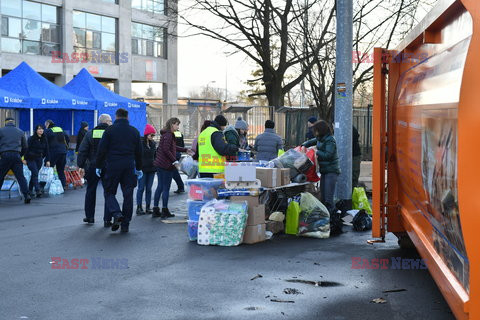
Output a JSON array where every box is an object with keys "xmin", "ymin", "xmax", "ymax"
[
  {"xmin": 0, "ymin": 117, "xmax": 31, "ymax": 203},
  {"xmin": 96, "ymin": 108, "xmax": 143, "ymax": 233},
  {"xmin": 77, "ymin": 114, "xmax": 112, "ymax": 225},
  {"xmin": 352, "ymin": 125, "xmax": 362, "ymax": 188},
  {"xmin": 25, "ymin": 124, "xmax": 50, "ymax": 197},
  {"xmin": 44, "ymin": 120, "xmax": 70, "ymax": 189},
  {"xmin": 305, "ymin": 116, "xmax": 317, "ymax": 140},
  {"xmin": 75, "ymin": 121, "xmax": 89, "ymax": 153},
  {"xmin": 136, "ymin": 124, "xmax": 157, "ymax": 215}
]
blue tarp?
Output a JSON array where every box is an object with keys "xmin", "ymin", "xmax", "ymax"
[
  {"xmin": 0, "ymin": 88, "xmax": 31, "ymax": 109},
  {"xmin": 0, "ymin": 62, "xmax": 95, "ymax": 110},
  {"xmin": 64, "ymin": 68, "xmax": 147, "ymax": 131}
]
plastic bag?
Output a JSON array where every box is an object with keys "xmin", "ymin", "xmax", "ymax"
[
  {"xmin": 271, "ymin": 149, "xmax": 313, "ymax": 173},
  {"xmin": 352, "ymin": 209, "xmax": 372, "ymax": 231},
  {"xmin": 39, "ymin": 167, "xmax": 54, "ymax": 184},
  {"xmin": 196, "ymin": 199, "xmax": 248, "ymax": 246},
  {"xmin": 180, "ymin": 156, "xmax": 198, "ymax": 179},
  {"xmin": 23, "ymin": 164, "xmax": 31, "ymax": 185},
  {"xmin": 48, "ymin": 179, "xmax": 64, "ymax": 195},
  {"xmin": 298, "ymin": 192, "xmax": 330, "ymax": 238},
  {"xmin": 352, "ymin": 187, "xmax": 372, "ymax": 216},
  {"xmin": 294, "ymin": 146, "xmax": 320, "ymax": 182},
  {"xmin": 285, "ymin": 200, "xmax": 301, "ymax": 235}
]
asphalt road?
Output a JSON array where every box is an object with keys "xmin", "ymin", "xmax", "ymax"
[{"xmin": 0, "ymin": 183, "xmax": 454, "ymax": 320}]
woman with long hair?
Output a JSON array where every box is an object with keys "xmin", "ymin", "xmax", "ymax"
[
  {"xmin": 152, "ymin": 118, "xmax": 191, "ymax": 218},
  {"xmin": 302, "ymin": 120, "xmax": 340, "ymax": 213},
  {"xmin": 25, "ymin": 124, "xmax": 50, "ymax": 197}
]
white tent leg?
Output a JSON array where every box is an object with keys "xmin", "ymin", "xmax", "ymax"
[
  {"xmin": 94, "ymin": 110, "xmax": 98, "ymax": 127},
  {"xmin": 72, "ymin": 111, "xmax": 74, "ymax": 135},
  {"xmin": 30, "ymin": 108, "xmax": 33, "ymax": 135}
]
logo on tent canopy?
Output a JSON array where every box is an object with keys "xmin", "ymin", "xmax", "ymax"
[
  {"xmin": 104, "ymin": 101, "xmax": 118, "ymax": 107},
  {"xmin": 41, "ymin": 98, "xmax": 59, "ymax": 104},
  {"xmin": 3, "ymin": 97, "xmax": 23, "ymax": 103},
  {"xmin": 128, "ymin": 102, "xmax": 140, "ymax": 109},
  {"xmin": 72, "ymin": 99, "xmax": 76, "ymax": 105}
]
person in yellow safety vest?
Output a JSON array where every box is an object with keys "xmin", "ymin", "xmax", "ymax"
[
  {"xmin": 44, "ymin": 119, "xmax": 70, "ymax": 189},
  {"xmin": 77, "ymin": 114, "xmax": 112, "ymax": 225},
  {"xmin": 198, "ymin": 115, "xmax": 239, "ymax": 178}
]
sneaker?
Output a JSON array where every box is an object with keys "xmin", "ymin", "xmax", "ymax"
[
  {"xmin": 83, "ymin": 218, "xmax": 95, "ymax": 224},
  {"xmin": 174, "ymin": 189, "xmax": 185, "ymax": 194},
  {"xmin": 145, "ymin": 206, "xmax": 153, "ymax": 214},
  {"xmin": 24, "ymin": 194, "xmax": 31, "ymax": 204},
  {"xmin": 136, "ymin": 207, "xmax": 145, "ymax": 215},
  {"xmin": 162, "ymin": 208, "xmax": 175, "ymax": 218},
  {"xmin": 152, "ymin": 207, "xmax": 162, "ymax": 218},
  {"xmin": 121, "ymin": 225, "xmax": 129, "ymax": 233},
  {"xmin": 104, "ymin": 221, "xmax": 113, "ymax": 228}
]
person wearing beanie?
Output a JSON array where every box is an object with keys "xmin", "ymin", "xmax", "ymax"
[
  {"xmin": 198, "ymin": 114, "xmax": 239, "ymax": 178},
  {"xmin": 254, "ymin": 120, "xmax": 284, "ymax": 161},
  {"xmin": 77, "ymin": 113, "xmax": 112, "ymax": 225},
  {"xmin": 224, "ymin": 116, "xmax": 248, "ymax": 150},
  {"xmin": 306, "ymin": 116, "xmax": 318, "ymax": 140},
  {"xmin": 135, "ymin": 124, "xmax": 158, "ymax": 215},
  {"xmin": 75, "ymin": 121, "xmax": 89, "ymax": 152}
]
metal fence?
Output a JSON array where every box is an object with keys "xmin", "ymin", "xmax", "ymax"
[{"xmin": 146, "ymin": 104, "xmax": 372, "ymax": 160}]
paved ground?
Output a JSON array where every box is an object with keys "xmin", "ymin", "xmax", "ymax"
[{"xmin": 0, "ymin": 172, "xmax": 453, "ymax": 320}]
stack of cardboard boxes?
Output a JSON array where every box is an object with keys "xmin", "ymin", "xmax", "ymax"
[
  {"xmin": 231, "ymin": 195, "xmax": 266, "ymax": 244},
  {"xmin": 255, "ymin": 167, "xmax": 291, "ymax": 188}
]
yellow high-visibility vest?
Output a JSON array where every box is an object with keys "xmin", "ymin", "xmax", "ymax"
[
  {"xmin": 198, "ymin": 126, "xmax": 226, "ymax": 173},
  {"xmin": 92, "ymin": 129, "xmax": 105, "ymax": 139},
  {"xmin": 51, "ymin": 126, "xmax": 63, "ymax": 133},
  {"xmin": 174, "ymin": 131, "xmax": 182, "ymax": 138}
]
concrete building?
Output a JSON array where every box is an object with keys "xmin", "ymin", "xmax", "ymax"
[{"xmin": 0, "ymin": 0, "xmax": 177, "ymax": 104}]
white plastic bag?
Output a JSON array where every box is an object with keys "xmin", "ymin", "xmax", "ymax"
[
  {"xmin": 39, "ymin": 167, "xmax": 54, "ymax": 184},
  {"xmin": 23, "ymin": 164, "xmax": 31, "ymax": 185},
  {"xmin": 180, "ymin": 156, "xmax": 198, "ymax": 179},
  {"xmin": 48, "ymin": 179, "xmax": 64, "ymax": 195}
]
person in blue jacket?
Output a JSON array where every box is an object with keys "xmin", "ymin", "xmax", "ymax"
[
  {"xmin": 44, "ymin": 120, "xmax": 69, "ymax": 189},
  {"xmin": 96, "ymin": 108, "xmax": 143, "ymax": 233},
  {"xmin": 25, "ymin": 124, "xmax": 50, "ymax": 197},
  {"xmin": 302, "ymin": 120, "xmax": 340, "ymax": 214}
]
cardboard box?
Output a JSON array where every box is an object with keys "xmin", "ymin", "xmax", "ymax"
[
  {"xmin": 225, "ymin": 162, "xmax": 257, "ymax": 182},
  {"xmin": 266, "ymin": 220, "xmax": 284, "ymax": 234},
  {"xmin": 247, "ymin": 204, "xmax": 265, "ymax": 226},
  {"xmin": 280, "ymin": 168, "xmax": 291, "ymax": 186},
  {"xmin": 256, "ymin": 167, "xmax": 281, "ymax": 188},
  {"xmin": 243, "ymin": 223, "xmax": 266, "ymax": 244},
  {"xmin": 230, "ymin": 195, "xmax": 260, "ymax": 208}
]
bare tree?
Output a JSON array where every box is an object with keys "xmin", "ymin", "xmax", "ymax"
[
  {"xmin": 173, "ymin": 0, "xmax": 334, "ymax": 110},
  {"xmin": 189, "ymin": 85, "xmax": 225, "ymax": 100}
]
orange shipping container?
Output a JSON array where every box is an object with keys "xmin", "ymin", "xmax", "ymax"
[{"xmin": 372, "ymin": 0, "xmax": 480, "ymax": 319}]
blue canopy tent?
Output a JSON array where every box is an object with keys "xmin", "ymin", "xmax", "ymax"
[
  {"xmin": 0, "ymin": 62, "xmax": 95, "ymax": 135},
  {"xmin": 0, "ymin": 88, "xmax": 31, "ymax": 108},
  {"xmin": 64, "ymin": 68, "xmax": 146, "ymax": 132}
]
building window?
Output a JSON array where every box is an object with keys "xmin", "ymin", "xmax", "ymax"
[
  {"xmin": 132, "ymin": 0, "xmax": 166, "ymax": 15},
  {"xmin": 131, "ymin": 22, "xmax": 166, "ymax": 58},
  {"xmin": 0, "ymin": 0, "xmax": 60, "ymax": 56},
  {"xmin": 73, "ymin": 11, "xmax": 117, "ymax": 64}
]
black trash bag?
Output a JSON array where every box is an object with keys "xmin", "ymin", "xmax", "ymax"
[
  {"xmin": 352, "ymin": 209, "xmax": 372, "ymax": 231},
  {"xmin": 329, "ymin": 210, "xmax": 343, "ymax": 236}
]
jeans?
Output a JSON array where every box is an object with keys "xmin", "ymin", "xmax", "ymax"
[
  {"xmin": 103, "ymin": 161, "xmax": 137, "ymax": 227},
  {"xmin": 154, "ymin": 168, "xmax": 174, "ymax": 208},
  {"xmin": 136, "ymin": 171, "xmax": 155, "ymax": 207},
  {"xmin": 320, "ymin": 173, "xmax": 338, "ymax": 214},
  {"xmin": 84, "ymin": 164, "xmax": 108, "ymax": 221},
  {"xmin": 172, "ymin": 169, "xmax": 184, "ymax": 191},
  {"xmin": 50, "ymin": 152, "xmax": 67, "ymax": 188},
  {"xmin": 0, "ymin": 152, "xmax": 29, "ymax": 196},
  {"xmin": 27, "ymin": 157, "xmax": 43, "ymax": 193}
]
